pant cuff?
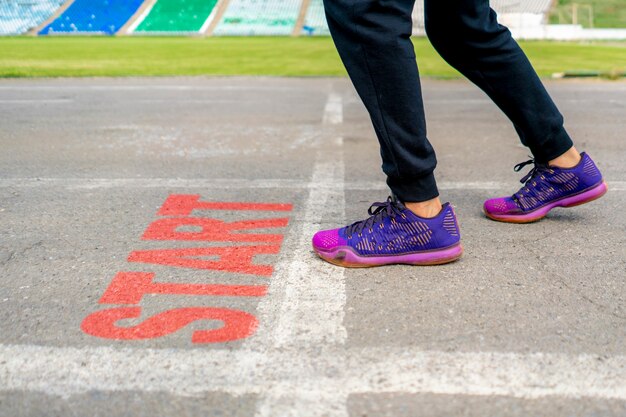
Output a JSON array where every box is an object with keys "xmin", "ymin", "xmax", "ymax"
[
  {"xmin": 532, "ymin": 128, "xmax": 574, "ymax": 164},
  {"xmin": 387, "ymin": 172, "xmax": 440, "ymax": 203}
]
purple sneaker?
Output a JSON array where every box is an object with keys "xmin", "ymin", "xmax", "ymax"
[
  {"xmin": 484, "ymin": 152, "xmax": 607, "ymax": 223},
  {"xmin": 312, "ymin": 197, "xmax": 462, "ymax": 267}
]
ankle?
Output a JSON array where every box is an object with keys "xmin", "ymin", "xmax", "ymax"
[
  {"xmin": 549, "ymin": 146, "xmax": 581, "ymax": 169},
  {"xmin": 404, "ymin": 197, "xmax": 443, "ymax": 219}
]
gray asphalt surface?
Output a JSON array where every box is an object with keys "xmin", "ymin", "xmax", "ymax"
[{"xmin": 0, "ymin": 77, "xmax": 624, "ymax": 417}]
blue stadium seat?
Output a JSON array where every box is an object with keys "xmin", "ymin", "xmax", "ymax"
[
  {"xmin": 0, "ymin": 0, "xmax": 64, "ymax": 35},
  {"xmin": 39, "ymin": 0, "xmax": 144, "ymax": 35}
]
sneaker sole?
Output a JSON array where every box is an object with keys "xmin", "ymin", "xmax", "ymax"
[
  {"xmin": 313, "ymin": 243, "xmax": 463, "ymax": 268},
  {"xmin": 484, "ymin": 180, "xmax": 608, "ymax": 224}
]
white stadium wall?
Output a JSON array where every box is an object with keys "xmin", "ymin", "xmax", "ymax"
[{"xmin": 411, "ymin": 0, "xmax": 626, "ymax": 40}]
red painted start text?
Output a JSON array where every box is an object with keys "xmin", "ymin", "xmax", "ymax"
[{"xmin": 81, "ymin": 194, "xmax": 292, "ymax": 343}]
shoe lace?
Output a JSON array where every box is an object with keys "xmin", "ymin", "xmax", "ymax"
[
  {"xmin": 512, "ymin": 158, "xmax": 552, "ymax": 202},
  {"xmin": 345, "ymin": 196, "xmax": 404, "ymax": 238}
]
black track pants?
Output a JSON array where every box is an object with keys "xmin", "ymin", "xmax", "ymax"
[{"xmin": 323, "ymin": 0, "xmax": 573, "ymax": 202}]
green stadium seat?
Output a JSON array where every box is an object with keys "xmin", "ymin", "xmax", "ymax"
[{"xmin": 133, "ymin": 0, "xmax": 219, "ymax": 33}]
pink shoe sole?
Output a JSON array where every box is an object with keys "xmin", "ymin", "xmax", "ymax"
[
  {"xmin": 485, "ymin": 181, "xmax": 608, "ymax": 224},
  {"xmin": 313, "ymin": 243, "xmax": 463, "ymax": 268}
]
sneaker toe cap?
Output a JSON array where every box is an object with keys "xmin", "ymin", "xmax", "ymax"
[
  {"xmin": 312, "ymin": 228, "xmax": 346, "ymax": 251},
  {"xmin": 484, "ymin": 197, "xmax": 519, "ymax": 215}
]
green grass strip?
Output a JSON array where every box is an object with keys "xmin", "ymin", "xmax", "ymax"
[{"xmin": 0, "ymin": 36, "xmax": 624, "ymax": 78}]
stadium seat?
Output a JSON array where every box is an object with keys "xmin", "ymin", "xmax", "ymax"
[
  {"xmin": 412, "ymin": 0, "xmax": 553, "ymax": 32},
  {"xmin": 39, "ymin": 0, "xmax": 144, "ymax": 35},
  {"xmin": 301, "ymin": 0, "xmax": 329, "ymax": 36},
  {"xmin": 0, "ymin": 0, "xmax": 64, "ymax": 35},
  {"xmin": 491, "ymin": 0, "xmax": 553, "ymax": 14},
  {"xmin": 213, "ymin": 0, "xmax": 301, "ymax": 36},
  {"xmin": 301, "ymin": 0, "xmax": 545, "ymax": 36},
  {"xmin": 133, "ymin": 0, "xmax": 219, "ymax": 33}
]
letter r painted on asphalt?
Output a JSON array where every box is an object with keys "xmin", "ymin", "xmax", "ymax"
[
  {"xmin": 99, "ymin": 272, "xmax": 267, "ymax": 305},
  {"xmin": 142, "ymin": 217, "xmax": 289, "ymax": 243},
  {"xmin": 127, "ymin": 245, "xmax": 281, "ymax": 276}
]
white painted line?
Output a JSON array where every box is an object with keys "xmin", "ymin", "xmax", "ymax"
[
  {"xmin": 0, "ymin": 85, "xmax": 301, "ymax": 92},
  {"xmin": 246, "ymin": 138, "xmax": 347, "ymax": 351},
  {"xmin": 323, "ymin": 93, "xmax": 343, "ymax": 125},
  {"xmin": 255, "ymin": 391, "xmax": 348, "ymax": 417},
  {"xmin": 348, "ymin": 348, "xmax": 626, "ymax": 400},
  {"xmin": 1, "ymin": 344, "xmax": 624, "ymax": 401},
  {"xmin": 129, "ymin": 97, "xmax": 276, "ymax": 103},
  {"xmin": 1, "ymin": 178, "xmax": 624, "ymax": 191},
  {"xmin": 343, "ymin": 98, "xmax": 493, "ymax": 105},
  {"xmin": 132, "ymin": 99, "xmax": 270, "ymax": 104},
  {"xmin": 272, "ymin": 156, "xmax": 347, "ymax": 347},
  {"xmin": 268, "ymin": 147, "xmax": 346, "ymax": 349},
  {"xmin": 0, "ymin": 177, "xmax": 307, "ymax": 189},
  {"xmin": 0, "ymin": 99, "xmax": 73, "ymax": 104},
  {"xmin": 248, "ymin": 132, "xmax": 347, "ymax": 415}
]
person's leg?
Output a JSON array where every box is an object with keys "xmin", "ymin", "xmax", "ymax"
[
  {"xmin": 423, "ymin": 0, "xmax": 606, "ymax": 222},
  {"xmin": 323, "ymin": 0, "xmax": 440, "ymax": 209},
  {"xmin": 424, "ymin": 0, "xmax": 574, "ymax": 164},
  {"xmin": 312, "ymin": 0, "xmax": 462, "ymax": 267}
]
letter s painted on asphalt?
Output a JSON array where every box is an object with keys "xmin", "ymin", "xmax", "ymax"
[{"xmin": 81, "ymin": 306, "xmax": 258, "ymax": 343}]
